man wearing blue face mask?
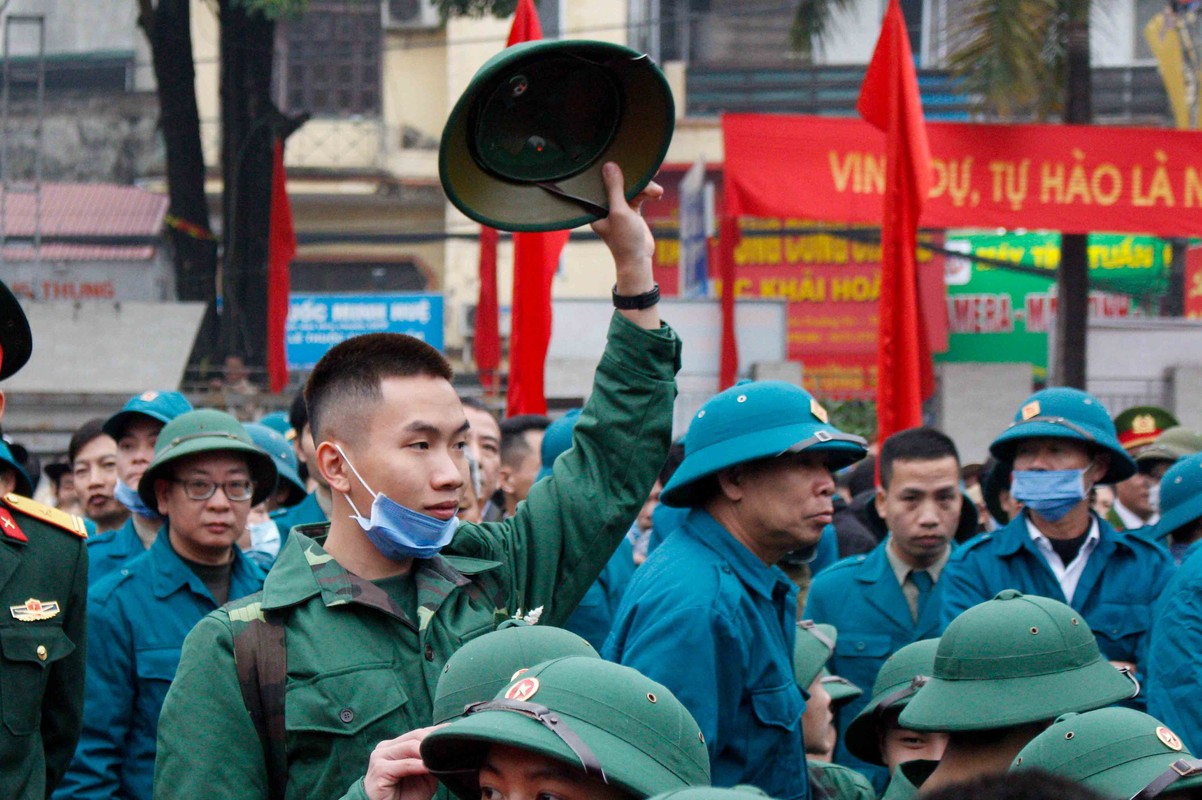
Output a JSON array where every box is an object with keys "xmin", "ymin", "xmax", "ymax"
[
  {"xmin": 154, "ymin": 163, "xmax": 681, "ymax": 800},
  {"xmin": 940, "ymin": 387, "xmax": 1175, "ymax": 698}
]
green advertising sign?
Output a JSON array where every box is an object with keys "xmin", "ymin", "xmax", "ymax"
[{"xmin": 938, "ymin": 232, "xmax": 1170, "ymax": 378}]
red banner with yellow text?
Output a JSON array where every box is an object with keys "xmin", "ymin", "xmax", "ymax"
[{"xmin": 724, "ymin": 115, "xmax": 1202, "ymax": 237}]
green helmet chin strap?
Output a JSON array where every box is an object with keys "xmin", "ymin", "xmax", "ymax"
[
  {"xmin": 1130, "ymin": 758, "xmax": 1202, "ymax": 800},
  {"xmin": 463, "ymin": 698, "xmax": 608, "ymax": 783}
]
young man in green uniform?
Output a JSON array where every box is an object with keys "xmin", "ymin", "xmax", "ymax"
[
  {"xmin": 0, "ymin": 279, "xmax": 91, "ymax": 800},
  {"xmin": 154, "ymin": 162, "xmax": 680, "ymax": 800}
]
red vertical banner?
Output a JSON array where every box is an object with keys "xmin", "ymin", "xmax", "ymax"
[
  {"xmin": 475, "ymin": 226, "xmax": 500, "ymax": 393},
  {"xmin": 502, "ymin": 0, "xmax": 571, "ymax": 415},
  {"xmin": 718, "ymin": 216, "xmax": 740, "ymax": 389},
  {"xmin": 857, "ymin": 0, "xmax": 933, "ymax": 439},
  {"xmin": 266, "ymin": 138, "xmax": 295, "ymax": 395}
]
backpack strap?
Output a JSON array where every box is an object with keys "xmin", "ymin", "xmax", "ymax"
[{"xmin": 233, "ymin": 607, "xmax": 288, "ymax": 800}]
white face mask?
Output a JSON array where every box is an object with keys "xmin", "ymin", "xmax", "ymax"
[
  {"xmin": 246, "ymin": 518, "xmax": 281, "ymax": 559},
  {"xmin": 1149, "ymin": 482, "xmax": 1161, "ymax": 516}
]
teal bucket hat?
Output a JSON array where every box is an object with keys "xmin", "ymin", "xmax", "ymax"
[
  {"xmin": 1012, "ymin": 708, "xmax": 1202, "ymax": 800},
  {"xmin": 103, "ymin": 390, "xmax": 194, "ymax": 441},
  {"xmin": 899, "ymin": 590, "xmax": 1138, "ymax": 732},
  {"xmin": 0, "ymin": 280, "xmax": 32, "ymax": 381},
  {"xmin": 536, "ymin": 408, "xmax": 582, "ymax": 483},
  {"xmin": 661, "ymin": 381, "xmax": 867, "ymax": 508},
  {"xmin": 244, "ymin": 423, "xmax": 306, "ymax": 507},
  {"xmin": 844, "ymin": 638, "xmax": 941, "ymax": 766},
  {"xmin": 137, "ymin": 409, "xmax": 278, "ymax": 509},
  {"xmin": 0, "ymin": 440, "xmax": 33, "ymax": 497},
  {"xmin": 432, "ymin": 621, "xmax": 598, "ymax": 725},
  {"xmin": 989, "ymin": 387, "xmax": 1137, "ymax": 484},
  {"xmin": 1148, "ymin": 452, "xmax": 1202, "ymax": 542},
  {"xmin": 256, "ymin": 411, "xmax": 294, "ymax": 440},
  {"xmin": 422, "ymin": 656, "xmax": 710, "ymax": 800},
  {"xmin": 440, "ymin": 39, "xmax": 675, "ymax": 233}
]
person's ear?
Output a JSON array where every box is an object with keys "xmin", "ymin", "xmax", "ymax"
[
  {"xmin": 497, "ymin": 464, "xmax": 515, "ymax": 495},
  {"xmin": 716, "ymin": 465, "xmax": 747, "ymax": 502},
  {"xmin": 1087, "ymin": 452, "xmax": 1111, "ymax": 486},
  {"xmin": 316, "ymin": 440, "xmax": 352, "ymax": 495},
  {"xmin": 874, "ymin": 485, "xmax": 888, "ymax": 520}
]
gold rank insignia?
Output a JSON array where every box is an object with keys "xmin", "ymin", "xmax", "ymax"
[
  {"xmin": 10, "ymin": 597, "xmax": 60, "ymax": 622},
  {"xmin": 810, "ymin": 398, "xmax": 829, "ymax": 424},
  {"xmin": 3, "ymin": 494, "xmax": 88, "ymax": 539},
  {"xmin": 1022, "ymin": 401, "xmax": 1041, "ymax": 421}
]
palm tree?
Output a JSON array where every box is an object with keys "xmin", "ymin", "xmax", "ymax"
[{"xmin": 794, "ymin": 0, "xmax": 1094, "ymax": 388}]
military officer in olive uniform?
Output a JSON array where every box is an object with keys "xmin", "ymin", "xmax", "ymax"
[{"xmin": 0, "ymin": 280, "xmax": 90, "ymax": 800}]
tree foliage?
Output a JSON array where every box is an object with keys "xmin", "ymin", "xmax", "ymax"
[
  {"xmin": 789, "ymin": 0, "xmax": 856, "ymax": 61},
  {"xmin": 432, "ymin": 0, "xmax": 518, "ymax": 19}
]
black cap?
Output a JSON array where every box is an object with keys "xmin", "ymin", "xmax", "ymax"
[{"xmin": 0, "ymin": 281, "xmax": 32, "ymax": 381}]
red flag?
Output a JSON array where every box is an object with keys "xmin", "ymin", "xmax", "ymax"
[
  {"xmin": 266, "ymin": 138, "xmax": 295, "ymax": 395},
  {"xmin": 857, "ymin": 0, "xmax": 933, "ymax": 440},
  {"xmin": 718, "ymin": 216, "xmax": 739, "ymax": 389},
  {"xmin": 475, "ymin": 226, "xmax": 500, "ymax": 393},
  {"xmin": 502, "ymin": 0, "xmax": 570, "ymax": 415}
]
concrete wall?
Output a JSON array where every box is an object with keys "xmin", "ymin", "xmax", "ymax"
[{"xmin": 936, "ymin": 362, "xmax": 1035, "ymax": 465}]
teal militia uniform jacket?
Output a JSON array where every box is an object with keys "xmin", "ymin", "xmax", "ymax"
[
  {"xmin": 940, "ymin": 513, "xmax": 1175, "ymax": 680},
  {"xmin": 803, "ymin": 541, "xmax": 943, "ymax": 790},
  {"xmin": 1146, "ymin": 543, "xmax": 1202, "ymax": 753},
  {"xmin": 0, "ymin": 494, "xmax": 89, "ymax": 800},
  {"xmin": 85, "ymin": 517, "xmax": 153, "ymax": 586},
  {"xmin": 154, "ymin": 313, "xmax": 681, "ymax": 800},
  {"xmin": 604, "ymin": 508, "xmax": 810, "ymax": 800},
  {"xmin": 55, "ymin": 533, "xmax": 265, "ymax": 800},
  {"xmin": 270, "ymin": 491, "xmax": 327, "ymax": 548},
  {"xmin": 562, "ymin": 535, "xmax": 636, "ymax": 650}
]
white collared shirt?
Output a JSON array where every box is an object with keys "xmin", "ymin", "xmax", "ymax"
[
  {"xmin": 1025, "ymin": 516, "xmax": 1100, "ymax": 604},
  {"xmin": 1112, "ymin": 498, "xmax": 1158, "ymax": 530}
]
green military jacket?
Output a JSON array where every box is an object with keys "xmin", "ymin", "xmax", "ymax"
[
  {"xmin": 154, "ymin": 314, "xmax": 681, "ymax": 800},
  {"xmin": 0, "ymin": 494, "xmax": 89, "ymax": 800}
]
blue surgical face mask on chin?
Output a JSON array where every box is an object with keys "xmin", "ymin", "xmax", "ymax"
[
  {"xmin": 1011, "ymin": 467, "xmax": 1090, "ymax": 522},
  {"xmin": 114, "ymin": 478, "xmax": 163, "ymax": 521},
  {"xmin": 335, "ymin": 444, "xmax": 459, "ymax": 561}
]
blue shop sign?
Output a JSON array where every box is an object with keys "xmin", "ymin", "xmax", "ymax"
[{"xmin": 286, "ymin": 293, "xmax": 444, "ymax": 369}]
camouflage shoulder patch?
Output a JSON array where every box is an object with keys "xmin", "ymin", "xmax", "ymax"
[{"xmin": 3, "ymin": 493, "xmax": 88, "ymax": 539}]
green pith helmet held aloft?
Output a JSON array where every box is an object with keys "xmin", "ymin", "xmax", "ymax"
[
  {"xmin": 990, "ymin": 388, "xmax": 1137, "ymax": 483},
  {"xmin": 661, "ymin": 381, "xmax": 868, "ymax": 508},
  {"xmin": 137, "ymin": 409, "xmax": 279, "ymax": 509},
  {"xmin": 793, "ymin": 621, "xmax": 837, "ymax": 688},
  {"xmin": 1137, "ymin": 427, "xmax": 1202, "ymax": 471},
  {"xmin": 898, "ymin": 591, "xmax": 1137, "ymax": 733},
  {"xmin": 1149, "ymin": 452, "xmax": 1202, "ymax": 543},
  {"xmin": 1012, "ymin": 708, "xmax": 1202, "ymax": 800},
  {"xmin": 422, "ymin": 656, "xmax": 711, "ymax": 800},
  {"xmin": 1114, "ymin": 406, "xmax": 1180, "ymax": 454},
  {"xmin": 0, "ymin": 280, "xmax": 32, "ymax": 381},
  {"xmin": 440, "ymin": 39, "xmax": 675, "ymax": 233},
  {"xmin": 844, "ymin": 638, "xmax": 941, "ymax": 766},
  {"xmin": 432, "ymin": 621, "xmax": 598, "ymax": 725}
]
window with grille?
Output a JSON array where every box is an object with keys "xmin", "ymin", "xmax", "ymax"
[{"xmin": 277, "ymin": 2, "xmax": 382, "ymax": 117}]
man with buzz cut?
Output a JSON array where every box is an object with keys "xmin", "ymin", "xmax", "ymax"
[
  {"xmin": 804, "ymin": 426, "xmax": 962, "ymax": 789},
  {"xmin": 154, "ymin": 162, "xmax": 680, "ymax": 800}
]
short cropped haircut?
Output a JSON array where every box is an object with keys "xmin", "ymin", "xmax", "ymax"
[
  {"xmin": 499, "ymin": 414, "xmax": 552, "ymax": 466},
  {"xmin": 69, "ymin": 418, "xmax": 110, "ymax": 465},
  {"xmin": 459, "ymin": 396, "xmax": 495, "ymax": 416},
  {"xmin": 304, "ymin": 333, "xmax": 453, "ymax": 442},
  {"xmin": 879, "ymin": 427, "xmax": 960, "ymax": 490}
]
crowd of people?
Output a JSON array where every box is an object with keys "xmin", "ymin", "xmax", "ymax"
[{"xmin": 5, "ymin": 163, "xmax": 1202, "ymax": 800}]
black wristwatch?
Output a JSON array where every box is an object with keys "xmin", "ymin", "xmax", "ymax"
[{"xmin": 612, "ymin": 283, "xmax": 660, "ymax": 310}]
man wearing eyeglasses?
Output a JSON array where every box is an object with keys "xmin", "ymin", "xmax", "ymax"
[{"xmin": 54, "ymin": 409, "xmax": 274, "ymax": 800}]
